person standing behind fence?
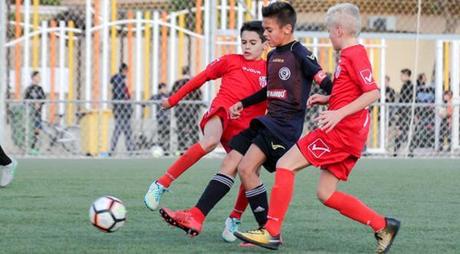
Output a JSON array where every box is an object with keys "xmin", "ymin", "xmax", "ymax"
[
  {"xmin": 439, "ymin": 90, "xmax": 453, "ymax": 151},
  {"xmin": 394, "ymin": 68, "xmax": 414, "ymax": 155},
  {"xmin": 385, "ymin": 75, "xmax": 396, "ymax": 104},
  {"xmin": 110, "ymin": 63, "xmax": 134, "ymax": 155},
  {"xmin": 24, "ymin": 71, "xmax": 46, "ymax": 154},
  {"xmin": 412, "ymin": 73, "xmax": 435, "ymax": 151},
  {"xmin": 172, "ymin": 66, "xmax": 203, "ymax": 153},
  {"xmin": 151, "ymin": 83, "xmax": 171, "ymax": 154}
]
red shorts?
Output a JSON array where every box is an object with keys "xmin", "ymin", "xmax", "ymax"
[
  {"xmin": 200, "ymin": 106, "xmax": 249, "ymax": 152},
  {"xmin": 296, "ymin": 129, "xmax": 359, "ymax": 181}
]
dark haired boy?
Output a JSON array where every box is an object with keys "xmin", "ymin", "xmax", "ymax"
[{"xmin": 145, "ymin": 21, "xmax": 270, "ymax": 240}]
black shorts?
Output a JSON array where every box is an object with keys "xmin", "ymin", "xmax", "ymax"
[{"xmin": 229, "ymin": 121, "xmax": 288, "ymax": 173}]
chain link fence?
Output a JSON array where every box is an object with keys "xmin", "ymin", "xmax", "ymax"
[
  {"xmin": 2, "ymin": 0, "xmax": 460, "ymax": 158},
  {"xmin": 5, "ymin": 100, "xmax": 206, "ymax": 157}
]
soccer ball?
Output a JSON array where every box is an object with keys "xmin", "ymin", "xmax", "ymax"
[
  {"xmin": 89, "ymin": 196, "xmax": 126, "ymax": 233},
  {"xmin": 150, "ymin": 145, "xmax": 164, "ymax": 158}
]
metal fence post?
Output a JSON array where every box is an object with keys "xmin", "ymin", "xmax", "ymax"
[{"xmin": 0, "ymin": 0, "xmax": 8, "ymax": 144}]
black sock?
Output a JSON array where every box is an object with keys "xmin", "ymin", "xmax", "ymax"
[
  {"xmin": 0, "ymin": 145, "xmax": 12, "ymax": 166},
  {"xmin": 195, "ymin": 173, "xmax": 234, "ymax": 216},
  {"xmin": 246, "ymin": 184, "xmax": 268, "ymax": 227}
]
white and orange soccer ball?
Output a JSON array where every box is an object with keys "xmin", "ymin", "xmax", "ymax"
[{"xmin": 89, "ymin": 196, "xmax": 126, "ymax": 233}]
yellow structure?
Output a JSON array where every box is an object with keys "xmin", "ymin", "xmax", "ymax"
[{"xmin": 80, "ymin": 110, "xmax": 112, "ymax": 156}]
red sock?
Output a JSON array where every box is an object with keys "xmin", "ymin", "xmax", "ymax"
[
  {"xmin": 229, "ymin": 184, "xmax": 248, "ymax": 220},
  {"xmin": 265, "ymin": 168, "xmax": 295, "ymax": 236},
  {"xmin": 324, "ymin": 191, "xmax": 386, "ymax": 232},
  {"xmin": 157, "ymin": 143, "xmax": 207, "ymax": 188},
  {"xmin": 190, "ymin": 206, "xmax": 206, "ymax": 224}
]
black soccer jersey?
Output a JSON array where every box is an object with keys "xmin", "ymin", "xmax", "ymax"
[{"xmin": 243, "ymin": 40, "xmax": 331, "ymax": 147}]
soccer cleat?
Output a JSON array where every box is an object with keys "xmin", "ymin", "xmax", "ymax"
[
  {"xmin": 144, "ymin": 181, "xmax": 168, "ymax": 210},
  {"xmin": 222, "ymin": 217, "xmax": 241, "ymax": 242},
  {"xmin": 234, "ymin": 228, "xmax": 282, "ymax": 250},
  {"xmin": 159, "ymin": 207, "xmax": 202, "ymax": 237},
  {"xmin": 239, "ymin": 242, "xmax": 256, "ymax": 247},
  {"xmin": 0, "ymin": 159, "xmax": 17, "ymax": 188},
  {"xmin": 375, "ymin": 217, "xmax": 401, "ymax": 254}
]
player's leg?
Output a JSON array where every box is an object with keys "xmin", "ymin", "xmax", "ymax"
[
  {"xmin": 319, "ymin": 167, "xmax": 400, "ymax": 254},
  {"xmin": 145, "ymin": 116, "xmax": 223, "ymax": 210},
  {"xmin": 221, "ymin": 184, "xmax": 246, "ymax": 242},
  {"xmin": 237, "ymin": 144, "xmax": 269, "ymax": 228},
  {"xmin": 110, "ymin": 113, "xmax": 122, "ymax": 154},
  {"xmin": 122, "ymin": 115, "xmax": 135, "ymax": 152},
  {"xmin": 234, "ymin": 145, "xmax": 309, "ymax": 250},
  {"xmin": 159, "ymin": 149, "xmax": 243, "ymax": 236},
  {"xmin": 0, "ymin": 145, "xmax": 17, "ymax": 188}
]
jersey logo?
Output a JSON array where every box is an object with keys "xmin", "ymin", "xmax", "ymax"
[
  {"xmin": 272, "ymin": 58, "xmax": 284, "ymax": 63},
  {"xmin": 242, "ymin": 66, "xmax": 262, "ymax": 75},
  {"xmin": 210, "ymin": 57, "xmax": 221, "ymax": 66},
  {"xmin": 279, "ymin": 67, "xmax": 291, "ymax": 80},
  {"xmin": 308, "ymin": 138, "xmax": 331, "ymax": 158},
  {"xmin": 306, "ymin": 53, "xmax": 316, "ymax": 61},
  {"xmin": 314, "ymin": 70, "xmax": 327, "ymax": 84},
  {"xmin": 271, "ymin": 142, "xmax": 286, "ymax": 151},
  {"xmin": 253, "ymin": 206, "xmax": 266, "ymax": 213},
  {"xmin": 259, "ymin": 76, "xmax": 267, "ymax": 87},
  {"xmin": 360, "ymin": 69, "xmax": 374, "ymax": 85},
  {"xmin": 267, "ymin": 89, "xmax": 287, "ymax": 99},
  {"xmin": 334, "ymin": 66, "xmax": 341, "ymax": 79}
]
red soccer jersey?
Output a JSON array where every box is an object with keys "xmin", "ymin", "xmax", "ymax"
[
  {"xmin": 168, "ymin": 54, "xmax": 267, "ymax": 124},
  {"xmin": 329, "ymin": 44, "xmax": 379, "ymax": 156}
]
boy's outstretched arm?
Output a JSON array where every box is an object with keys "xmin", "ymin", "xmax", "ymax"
[
  {"xmin": 167, "ymin": 71, "xmax": 210, "ymax": 109},
  {"xmin": 316, "ymin": 89, "xmax": 379, "ymax": 133},
  {"xmin": 167, "ymin": 56, "xmax": 229, "ymax": 108}
]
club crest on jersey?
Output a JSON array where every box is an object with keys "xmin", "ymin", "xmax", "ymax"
[
  {"xmin": 360, "ymin": 69, "xmax": 374, "ymax": 85},
  {"xmin": 259, "ymin": 76, "xmax": 267, "ymax": 87},
  {"xmin": 334, "ymin": 66, "xmax": 341, "ymax": 79},
  {"xmin": 308, "ymin": 138, "xmax": 331, "ymax": 158},
  {"xmin": 279, "ymin": 67, "xmax": 291, "ymax": 81}
]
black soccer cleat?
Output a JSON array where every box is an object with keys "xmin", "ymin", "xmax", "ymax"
[{"xmin": 375, "ymin": 217, "xmax": 401, "ymax": 253}]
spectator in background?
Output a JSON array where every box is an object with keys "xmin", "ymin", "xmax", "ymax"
[
  {"xmin": 172, "ymin": 66, "xmax": 203, "ymax": 153},
  {"xmin": 394, "ymin": 68, "xmax": 414, "ymax": 155},
  {"xmin": 385, "ymin": 75, "xmax": 396, "ymax": 103},
  {"xmin": 110, "ymin": 63, "xmax": 134, "ymax": 155},
  {"xmin": 24, "ymin": 71, "xmax": 46, "ymax": 154},
  {"xmin": 151, "ymin": 83, "xmax": 171, "ymax": 153},
  {"xmin": 439, "ymin": 90, "xmax": 453, "ymax": 151},
  {"xmin": 412, "ymin": 72, "xmax": 435, "ymax": 151}
]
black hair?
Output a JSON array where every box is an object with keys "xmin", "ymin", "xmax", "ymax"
[
  {"xmin": 240, "ymin": 20, "xmax": 266, "ymax": 42},
  {"xmin": 182, "ymin": 66, "xmax": 190, "ymax": 76},
  {"xmin": 119, "ymin": 63, "xmax": 128, "ymax": 73},
  {"xmin": 262, "ymin": 1, "xmax": 296, "ymax": 32},
  {"xmin": 159, "ymin": 82, "xmax": 167, "ymax": 89},
  {"xmin": 401, "ymin": 68, "xmax": 412, "ymax": 77},
  {"xmin": 31, "ymin": 71, "xmax": 40, "ymax": 78}
]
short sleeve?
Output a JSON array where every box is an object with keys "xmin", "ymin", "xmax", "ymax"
[
  {"xmin": 293, "ymin": 44, "xmax": 322, "ymax": 78},
  {"xmin": 348, "ymin": 48, "xmax": 379, "ymax": 92}
]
